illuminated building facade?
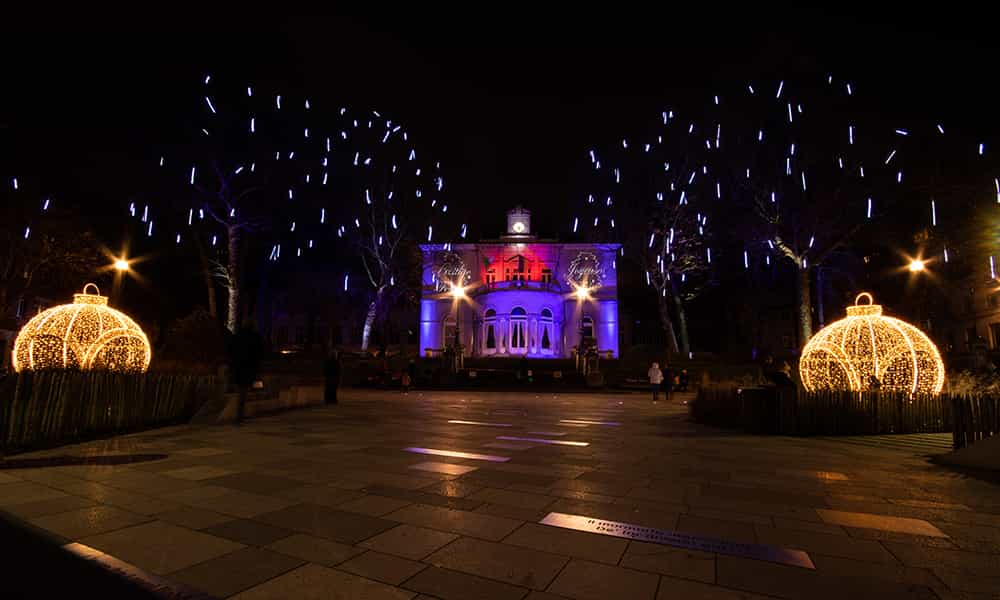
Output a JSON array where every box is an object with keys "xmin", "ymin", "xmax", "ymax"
[{"xmin": 420, "ymin": 207, "xmax": 620, "ymax": 358}]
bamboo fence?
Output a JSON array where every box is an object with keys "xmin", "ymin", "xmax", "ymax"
[
  {"xmin": 0, "ymin": 371, "xmax": 217, "ymax": 454},
  {"xmin": 693, "ymin": 384, "xmax": 998, "ymax": 448}
]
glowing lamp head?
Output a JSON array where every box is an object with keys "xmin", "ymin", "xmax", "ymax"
[
  {"xmin": 114, "ymin": 258, "xmax": 130, "ymax": 272},
  {"xmin": 574, "ymin": 286, "xmax": 591, "ymax": 301},
  {"xmin": 908, "ymin": 259, "xmax": 925, "ymax": 273},
  {"xmin": 449, "ymin": 284, "xmax": 466, "ymax": 299},
  {"xmin": 512, "ymin": 221, "xmax": 526, "ymax": 233}
]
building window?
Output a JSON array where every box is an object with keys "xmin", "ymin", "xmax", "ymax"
[
  {"xmin": 486, "ymin": 269, "xmax": 496, "ymax": 286},
  {"xmin": 295, "ymin": 327, "xmax": 305, "ymax": 344},
  {"xmin": 540, "ymin": 308, "xmax": 553, "ymax": 352},
  {"xmin": 991, "ymin": 323, "xmax": 1000, "ymax": 349},
  {"xmin": 966, "ymin": 327, "xmax": 978, "ymax": 350},
  {"xmin": 510, "ymin": 307, "xmax": 528, "ymax": 353},
  {"xmin": 15, "ymin": 297, "xmax": 25, "ymax": 319},
  {"xmin": 484, "ymin": 309, "xmax": 497, "ymax": 352},
  {"xmin": 581, "ymin": 315, "xmax": 594, "ymax": 339},
  {"xmin": 277, "ymin": 326, "xmax": 288, "ymax": 345},
  {"xmin": 541, "ymin": 269, "xmax": 552, "ymax": 284}
]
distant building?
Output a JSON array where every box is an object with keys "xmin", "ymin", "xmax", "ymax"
[{"xmin": 419, "ymin": 207, "xmax": 620, "ymax": 358}]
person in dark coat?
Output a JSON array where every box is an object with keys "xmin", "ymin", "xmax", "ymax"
[
  {"xmin": 678, "ymin": 369, "xmax": 690, "ymax": 392},
  {"xmin": 228, "ymin": 326, "xmax": 263, "ymax": 424},
  {"xmin": 407, "ymin": 359, "xmax": 417, "ymax": 389},
  {"xmin": 661, "ymin": 362, "xmax": 674, "ymax": 402},
  {"xmin": 324, "ymin": 349, "xmax": 342, "ymax": 405}
]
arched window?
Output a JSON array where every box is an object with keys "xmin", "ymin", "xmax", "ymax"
[
  {"xmin": 484, "ymin": 309, "xmax": 497, "ymax": 352},
  {"xmin": 509, "ymin": 307, "xmax": 528, "ymax": 354},
  {"xmin": 581, "ymin": 315, "xmax": 594, "ymax": 339},
  {"xmin": 540, "ymin": 308, "xmax": 554, "ymax": 352}
]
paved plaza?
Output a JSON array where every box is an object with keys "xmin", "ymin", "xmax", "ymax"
[{"xmin": 2, "ymin": 389, "xmax": 999, "ymax": 599}]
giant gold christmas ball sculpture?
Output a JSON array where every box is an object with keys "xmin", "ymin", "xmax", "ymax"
[
  {"xmin": 12, "ymin": 283, "xmax": 151, "ymax": 373},
  {"xmin": 799, "ymin": 293, "xmax": 944, "ymax": 394}
]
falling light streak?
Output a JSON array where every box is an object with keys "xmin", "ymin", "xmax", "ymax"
[
  {"xmin": 743, "ymin": 250, "xmax": 749, "ymax": 269},
  {"xmin": 204, "ymin": 97, "xmax": 217, "ymax": 113},
  {"xmin": 885, "ymin": 150, "xmax": 896, "ymax": 164},
  {"xmin": 775, "ymin": 80, "xmax": 784, "ymax": 98},
  {"xmin": 848, "ymin": 125, "xmax": 854, "ymax": 144},
  {"xmin": 931, "ymin": 200, "xmax": 937, "ymax": 226},
  {"xmin": 867, "ymin": 197, "xmax": 873, "ymax": 219}
]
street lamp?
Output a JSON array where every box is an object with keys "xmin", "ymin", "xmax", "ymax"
[
  {"xmin": 114, "ymin": 258, "xmax": 130, "ymax": 272},
  {"xmin": 574, "ymin": 285, "xmax": 591, "ymax": 301},
  {"xmin": 908, "ymin": 259, "xmax": 926, "ymax": 273}
]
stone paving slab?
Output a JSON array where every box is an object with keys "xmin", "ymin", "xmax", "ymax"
[
  {"xmin": 360, "ymin": 524, "xmax": 460, "ymax": 560},
  {"xmin": 425, "ymin": 535, "xmax": 569, "ymax": 590},
  {"xmin": 547, "ymin": 559, "xmax": 660, "ymax": 600},
  {"xmin": 167, "ymin": 547, "xmax": 304, "ymax": 597},
  {"xmin": 3, "ymin": 389, "xmax": 1000, "ymax": 599}
]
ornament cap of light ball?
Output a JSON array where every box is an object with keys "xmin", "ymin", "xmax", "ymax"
[
  {"xmin": 11, "ymin": 283, "xmax": 151, "ymax": 373},
  {"xmin": 799, "ymin": 292, "xmax": 944, "ymax": 394}
]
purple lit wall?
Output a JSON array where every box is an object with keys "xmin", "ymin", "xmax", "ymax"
[{"xmin": 419, "ymin": 239, "xmax": 619, "ymax": 359}]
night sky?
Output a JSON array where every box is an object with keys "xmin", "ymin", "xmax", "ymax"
[{"xmin": 3, "ymin": 9, "xmax": 999, "ymax": 343}]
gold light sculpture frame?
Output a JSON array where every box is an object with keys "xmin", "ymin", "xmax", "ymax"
[
  {"xmin": 799, "ymin": 293, "xmax": 944, "ymax": 394},
  {"xmin": 12, "ymin": 283, "xmax": 151, "ymax": 373}
]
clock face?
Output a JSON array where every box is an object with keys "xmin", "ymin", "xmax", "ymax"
[{"xmin": 512, "ymin": 222, "xmax": 526, "ymax": 233}]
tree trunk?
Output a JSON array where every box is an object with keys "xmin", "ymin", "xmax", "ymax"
[
  {"xmin": 196, "ymin": 239, "xmax": 218, "ymax": 320},
  {"xmin": 361, "ymin": 301, "xmax": 377, "ymax": 352},
  {"xmin": 671, "ymin": 283, "xmax": 691, "ymax": 356},
  {"xmin": 226, "ymin": 225, "xmax": 241, "ymax": 333},
  {"xmin": 657, "ymin": 292, "xmax": 680, "ymax": 354},
  {"xmin": 796, "ymin": 266, "xmax": 813, "ymax": 349},
  {"xmin": 361, "ymin": 285, "xmax": 387, "ymax": 352},
  {"xmin": 815, "ymin": 267, "xmax": 825, "ymax": 329}
]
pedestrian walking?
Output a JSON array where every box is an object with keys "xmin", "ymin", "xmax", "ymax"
[
  {"xmin": 324, "ymin": 349, "xmax": 342, "ymax": 405},
  {"xmin": 648, "ymin": 362, "xmax": 664, "ymax": 402},
  {"xmin": 407, "ymin": 359, "xmax": 417, "ymax": 391},
  {"xmin": 661, "ymin": 362, "xmax": 674, "ymax": 403}
]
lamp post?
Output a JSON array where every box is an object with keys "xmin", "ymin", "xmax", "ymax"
[
  {"xmin": 112, "ymin": 257, "xmax": 130, "ymax": 304},
  {"xmin": 450, "ymin": 284, "xmax": 466, "ymax": 371}
]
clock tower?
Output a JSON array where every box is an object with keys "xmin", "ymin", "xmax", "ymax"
[{"xmin": 504, "ymin": 206, "xmax": 533, "ymax": 238}]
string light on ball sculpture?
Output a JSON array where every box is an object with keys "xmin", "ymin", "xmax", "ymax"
[
  {"xmin": 799, "ymin": 293, "xmax": 944, "ymax": 394},
  {"xmin": 11, "ymin": 283, "xmax": 151, "ymax": 373}
]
